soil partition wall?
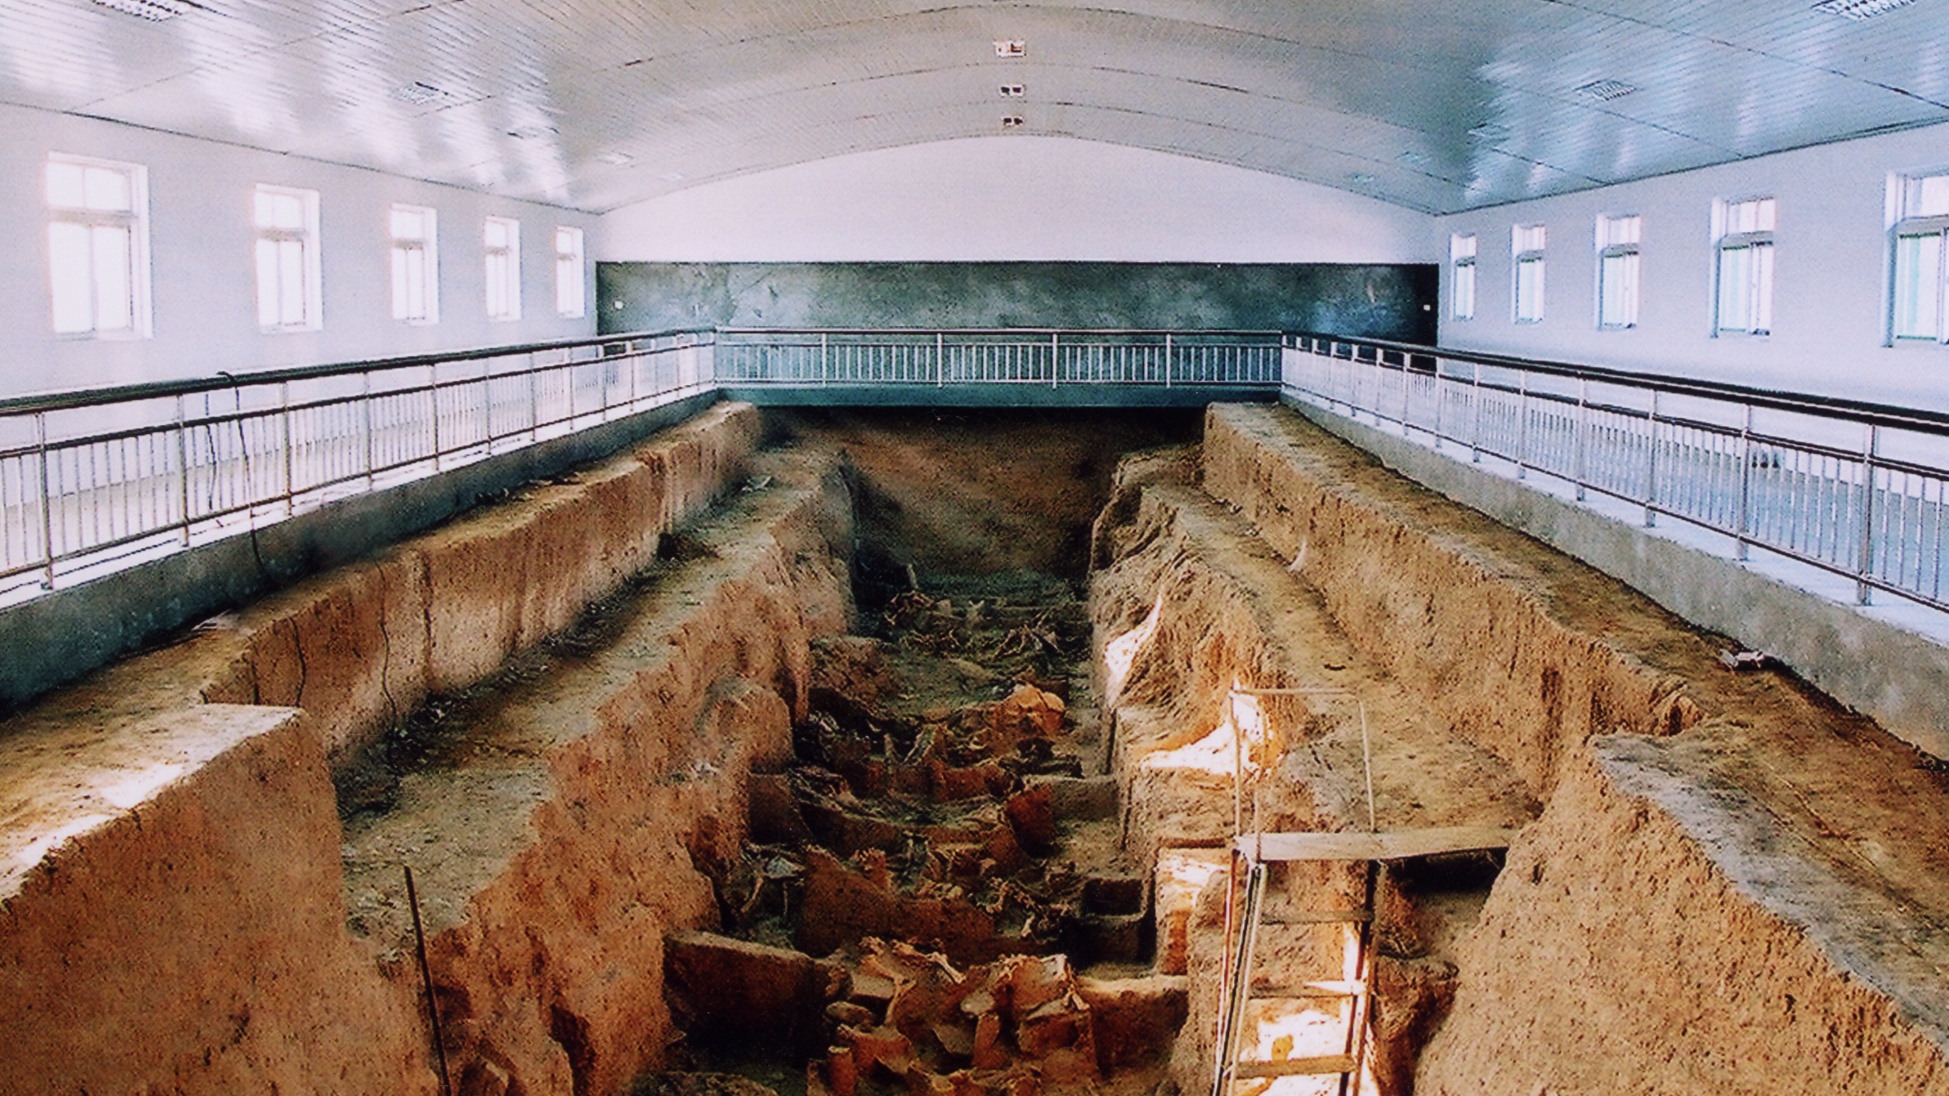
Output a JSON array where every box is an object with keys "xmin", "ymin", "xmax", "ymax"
[
  {"xmin": 0, "ymin": 402, "xmax": 857, "ymax": 1094},
  {"xmin": 1171, "ymin": 403, "xmax": 1949, "ymax": 1092}
]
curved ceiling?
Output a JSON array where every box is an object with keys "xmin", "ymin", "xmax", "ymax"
[{"xmin": 3, "ymin": 0, "xmax": 1948, "ymax": 214}]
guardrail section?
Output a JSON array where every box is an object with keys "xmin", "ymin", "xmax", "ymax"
[
  {"xmin": 0, "ymin": 331, "xmax": 714, "ymax": 604},
  {"xmin": 715, "ymin": 328, "xmax": 1281, "ymax": 388},
  {"xmin": 1284, "ymin": 334, "xmax": 1949, "ymax": 613}
]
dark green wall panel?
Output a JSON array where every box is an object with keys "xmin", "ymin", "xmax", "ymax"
[{"xmin": 596, "ymin": 262, "xmax": 1436, "ymax": 341}]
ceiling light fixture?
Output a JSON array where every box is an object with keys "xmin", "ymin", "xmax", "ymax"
[
  {"xmin": 596, "ymin": 152, "xmax": 635, "ymax": 166},
  {"xmin": 1576, "ymin": 78, "xmax": 1638, "ymax": 102},
  {"xmin": 1348, "ymin": 172, "xmax": 1377, "ymax": 185},
  {"xmin": 1812, "ymin": 0, "xmax": 1917, "ymax": 18},
  {"xmin": 90, "ymin": 0, "xmax": 195, "ymax": 20},
  {"xmin": 995, "ymin": 40, "xmax": 1026, "ymax": 57},
  {"xmin": 507, "ymin": 125, "xmax": 559, "ymax": 139},
  {"xmin": 1468, "ymin": 121, "xmax": 1512, "ymax": 141},
  {"xmin": 1398, "ymin": 150, "xmax": 1430, "ymax": 166}
]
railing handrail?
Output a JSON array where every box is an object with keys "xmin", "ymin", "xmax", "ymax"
[
  {"xmin": 1290, "ymin": 331, "xmax": 1949, "ymax": 437},
  {"xmin": 0, "ymin": 327, "xmax": 716, "ymax": 417},
  {"xmin": 720, "ymin": 326, "xmax": 1282, "ymax": 338}
]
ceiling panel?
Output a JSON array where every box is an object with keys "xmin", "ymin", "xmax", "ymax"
[{"xmin": 2, "ymin": 0, "xmax": 1946, "ymax": 213}]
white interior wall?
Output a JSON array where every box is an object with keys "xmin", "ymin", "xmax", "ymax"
[
  {"xmin": 0, "ymin": 103, "xmax": 597, "ymax": 399},
  {"xmin": 595, "ymin": 136, "xmax": 1439, "ymax": 264},
  {"xmin": 1437, "ymin": 121, "xmax": 1949, "ymax": 410}
]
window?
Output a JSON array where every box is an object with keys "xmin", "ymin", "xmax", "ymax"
[
  {"xmin": 555, "ymin": 226, "xmax": 586, "ymax": 318},
  {"xmin": 1715, "ymin": 197, "xmax": 1775, "ymax": 336},
  {"xmin": 253, "ymin": 185, "xmax": 321, "ymax": 331},
  {"xmin": 390, "ymin": 204, "xmax": 438, "ymax": 324},
  {"xmin": 45, "ymin": 154, "xmax": 151, "ymax": 338},
  {"xmin": 1596, "ymin": 214, "xmax": 1642, "ymax": 329},
  {"xmin": 484, "ymin": 216, "xmax": 520, "ymax": 321},
  {"xmin": 1512, "ymin": 223, "xmax": 1546, "ymax": 323},
  {"xmin": 1450, "ymin": 233, "xmax": 1477, "ymax": 320},
  {"xmin": 1891, "ymin": 172, "xmax": 1949, "ymax": 342}
]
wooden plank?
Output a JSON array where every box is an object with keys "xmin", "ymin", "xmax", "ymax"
[
  {"xmin": 1248, "ymin": 978, "xmax": 1364, "ymax": 999},
  {"xmin": 1236, "ymin": 826, "xmax": 1514, "ymax": 863},
  {"xmin": 1266, "ymin": 907, "xmax": 1371, "ymax": 925},
  {"xmin": 1235, "ymin": 1055, "xmax": 1358, "ymax": 1079}
]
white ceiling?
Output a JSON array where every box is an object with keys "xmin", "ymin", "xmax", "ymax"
[{"xmin": 3, "ymin": 0, "xmax": 1947, "ymax": 214}]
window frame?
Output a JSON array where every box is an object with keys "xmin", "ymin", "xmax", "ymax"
[
  {"xmin": 1449, "ymin": 233, "xmax": 1477, "ymax": 321},
  {"xmin": 252, "ymin": 184, "xmax": 323, "ymax": 333},
  {"xmin": 44, "ymin": 153, "xmax": 153, "ymax": 340},
  {"xmin": 1596, "ymin": 213, "xmax": 1642, "ymax": 330},
  {"xmin": 554, "ymin": 225, "xmax": 586, "ymax": 319},
  {"xmin": 484, "ymin": 215, "xmax": 521, "ymax": 322},
  {"xmin": 389, "ymin": 204, "xmax": 439, "ymax": 325},
  {"xmin": 1889, "ymin": 172, "xmax": 1949, "ymax": 345},
  {"xmin": 1713, "ymin": 196, "xmax": 1775, "ymax": 337},
  {"xmin": 1512, "ymin": 223, "xmax": 1547, "ymax": 325}
]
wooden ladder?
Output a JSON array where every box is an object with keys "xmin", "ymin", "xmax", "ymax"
[{"xmin": 1210, "ymin": 828, "xmax": 1514, "ymax": 1096}]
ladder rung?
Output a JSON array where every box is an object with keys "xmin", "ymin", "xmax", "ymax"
[
  {"xmin": 1234, "ymin": 1055, "xmax": 1358, "ymax": 1079},
  {"xmin": 1249, "ymin": 978, "xmax": 1365, "ymax": 999},
  {"xmin": 1266, "ymin": 908, "xmax": 1371, "ymax": 925}
]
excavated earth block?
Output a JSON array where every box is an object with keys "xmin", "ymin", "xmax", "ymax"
[
  {"xmin": 0, "ymin": 402, "xmax": 805, "ymax": 1095},
  {"xmin": 340, "ymin": 445, "xmax": 854, "ymax": 1096},
  {"xmin": 1088, "ymin": 444, "xmax": 1534, "ymax": 1095},
  {"xmin": 1203, "ymin": 404, "xmax": 1949, "ymax": 1091}
]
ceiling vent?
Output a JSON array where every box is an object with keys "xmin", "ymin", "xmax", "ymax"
[
  {"xmin": 1576, "ymin": 78, "xmax": 1638, "ymax": 102},
  {"xmin": 1348, "ymin": 172, "xmax": 1377, "ymax": 185},
  {"xmin": 90, "ymin": 0, "xmax": 195, "ymax": 20},
  {"xmin": 596, "ymin": 152, "xmax": 635, "ymax": 166},
  {"xmin": 1398, "ymin": 150, "xmax": 1430, "ymax": 167},
  {"xmin": 1812, "ymin": 0, "xmax": 1917, "ymax": 18},
  {"xmin": 1468, "ymin": 121, "xmax": 1512, "ymax": 141},
  {"xmin": 995, "ymin": 40, "xmax": 1026, "ymax": 57},
  {"xmin": 507, "ymin": 125, "xmax": 559, "ymax": 140},
  {"xmin": 392, "ymin": 82, "xmax": 450, "ymax": 106},
  {"xmin": 1001, "ymin": 115, "xmax": 1026, "ymax": 129},
  {"xmin": 1000, "ymin": 84, "xmax": 1025, "ymax": 98}
]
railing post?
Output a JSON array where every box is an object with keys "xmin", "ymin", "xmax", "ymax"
[
  {"xmin": 175, "ymin": 395, "xmax": 191, "ymax": 545},
  {"xmin": 821, "ymin": 333, "xmax": 830, "ymax": 387},
  {"xmin": 1858, "ymin": 422, "xmax": 1880, "ymax": 605},
  {"xmin": 36, "ymin": 411, "xmax": 55, "ymax": 590},
  {"xmin": 1515, "ymin": 372, "xmax": 1530, "ymax": 480},
  {"xmin": 1643, "ymin": 390, "xmax": 1659, "ymax": 527},
  {"xmin": 937, "ymin": 332, "xmax": 945, "ymax": 388},
  {"xmin": 480, "ymin": 355, "xmax": 493, "ymax": 451},
  {"xmin": 1736, "ymin": 403, "xmax": 1753, "ymax": 561},
  {"xmin": 1573, "ymin": 377, "xmax": 1589, "ymax": 502},
  {"xmin": 1432, "ymin": 356, "xmax": 1444, "ymax": 451},
  {"xmin": 1400, "ymin": 352, "xmax": 1411, "ymax": 437},
  {"xmin": 1469, "ymin": 362, "xmax": 1482, "ymax": 463},
  {"xmin": 362, "ymin": 371, "xmax": 376, "ymax": 489},
  {"xmin": 527, "ymin": 352, "xmax": 540, "ymax": 443},
  {"xmin": 280, "ymin": 380, "xmax": 295, "ymax": 515},
  {"xmin": 430, "ymin": 365, "xmax": 444, "ymax": 472},
  {"xmin": 1165, "ymin": 333, "xmax": 1174, "ymax": 388},
  {"xmin": 1051, "ymin": 332, "xmax": 1060, "ymax": 388}
]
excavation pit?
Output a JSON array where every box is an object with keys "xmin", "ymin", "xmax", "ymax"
[{"xmin": 3, "ymin": 402, "xmax": 1949, "ymax": 1095}]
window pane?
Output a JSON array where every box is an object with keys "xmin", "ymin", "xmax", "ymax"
[
  {"xmin": 1915, "ymin": 175, "xmax": 1949, "ymax": 219},
  {"xmin": 1718, "ymin": 245, "xmax": 1751, "ymax": 332},
  {"xmin": 1893, "ymin": 233, "xmax": 1940, "ymax": 338},
  {"xmin": 391, "ymin": 207, "xmax": 424, "ymax": 240},
  {"xmin": 1600, "ymin": 252, "xmax": 1639, "ymax": 327},
  {"xmin": 83, "ymin": 166, "xmax": 131, "ymax": 213},
  {"xmin": 91, "ymin": 224, "xmax": 133, "ymax": 332},
  {"xmin": 49, "ymin": 222, "xmax": 94, "ymax": 333},
  {"xmin": 279, "ymin": 238, "xmax": 305, "ymax": 325},
  {"xmin": 46, "ymin": 162, "xmax": 86, "ymax": 209},
  {"xmin": 1452, "ymin": 262, "xmax": 1475, "ymax": 320},
  {"xmin": 1516, "ymin": 256, "xmax": 1544, "ymax": 321},
  {"xmin": 392, "ymin": 246, "xmax": 412, "ymax": 319},
  {"xmin": 256, "ymin": 237, "xmax": 281, "ymax": 327},
  {"xmin": 1751, "ymin": 241, "xmax": 1774, "ymax": 333},
  {"xmin": 484, "ymin": 219, "xmax": 509, "ymax": 248}
]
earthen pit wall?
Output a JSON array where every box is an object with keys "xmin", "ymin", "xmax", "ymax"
[
  {"xmin": 163, "ymin": 399, "xmax": 761, "ymax": 765},
  {"xmin": 411, "ymin": 468, "xmax": 854, "ymax": 1095},
  {"xmin": 1200, "ymin": 403, "xmax": 1699, "ymax": 796},
  {"xmin": 1417, "ymin": 746, "xmax": 1949, "ymax": 1095},
  {"xmin": 0, "ymin": 706, "xmax": 432, "ymax": 1095}
]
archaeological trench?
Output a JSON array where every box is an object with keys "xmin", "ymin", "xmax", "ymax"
[{"xmin": 5, "ymin": 400, "xmax": 1949, "ymax": 1095}]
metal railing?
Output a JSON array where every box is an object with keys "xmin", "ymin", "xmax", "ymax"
[
  {"xmin": 716, "ymin": 327, "xmax": 1282, "ymax": 388},
  {"xmin": 1284, "ymin": 333, "xmax": 1949, "ymax": 613},
  {"xmin": 0, "ymin": 329, "xmax": 714, "ymax": 604}
]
